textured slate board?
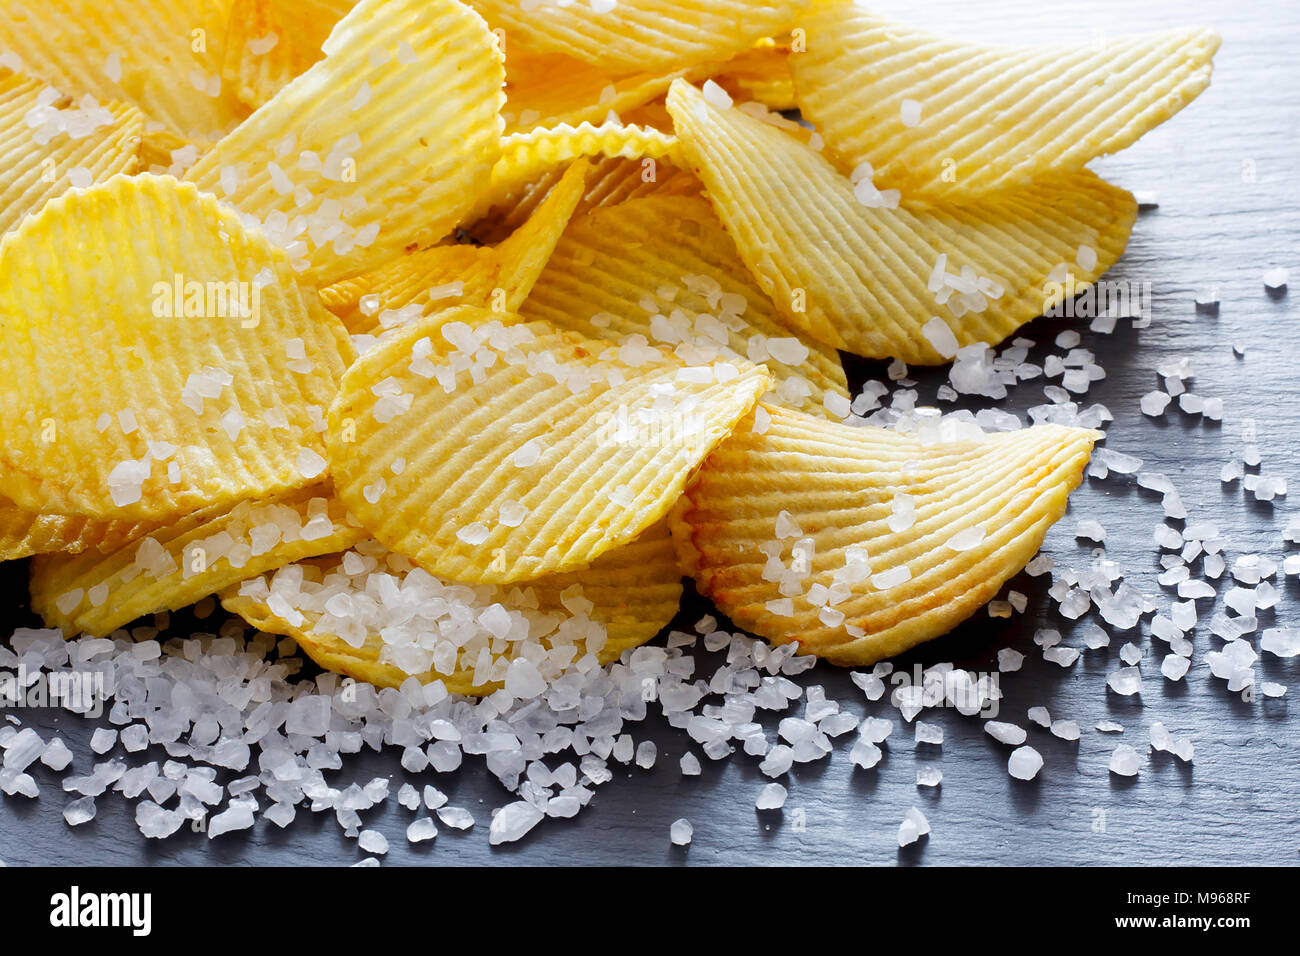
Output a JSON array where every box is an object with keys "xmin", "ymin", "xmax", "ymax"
[{"xmin": 2, "ymin": 0, "xmax": 1299, "ymax": 867}]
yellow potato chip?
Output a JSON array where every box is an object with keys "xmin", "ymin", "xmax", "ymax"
[
  {"xmin": 790, "ymin": 5, "xmax": 1220, "ymax": 198},
  {"xmin": 0, "ymin": 174, "xmax": 353, "ymax": 521},
  {"xmin": 187, "ymin": 0, "xmax": 505, "ymax": 286},
  {"xmin": 30, "ymin": 484, "xmax": 362, "ymax": 639},
  {"xmin": 0, "ymin": 498, "xmax": 153, "ymax": 563},
  {"xmin": 471, "ymin": 0, "xmax": 808, "ymax": 73},
  {"xmin": 502, "ymin": 46, "xmax": 697, "ymax": 135},
  {"xmin": 670, "ymin": 404, "xmax": 1099, "ymax": 665},
  {"xmin": 0, "ymin": 0, "xmax": 247, "ymax": 143},
  {"xmin": 0, "ymin": 67, "xmax": 143, "ymax": 234},
  {"xmin": 521, "ymin": 195, "xmax": 848, "ymax": 419},
  {"xmin": 327, "ymin": 306, "xmax": 772, "ymax": 584},
  {"xmin": 666, "ymin": 80, "xmax": 1137, "ymax": 363},
  {"xmin": 221, "ymin": 0, "xmax": 356, "ymax": 110},
  {"xmin": 321, "ymin": 159, "xmax": 588, "ymax": 336},
  {"xmin": 713, "ymin": 39, "xmax": 796, "ymax": 112},
  {"xmin": 222, "ymin": 520, "xmax": 682, "ymax": 696}
]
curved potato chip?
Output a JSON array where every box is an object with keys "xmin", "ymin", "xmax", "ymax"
[
  {"xmin": 521, "ymin": 195, "xmax": 848, "ymax": 419},
  {"xmin": 502, "ymin": 46, "xmax": 697, "ymax": 135},
  {"xmin": 0, "ymin": 174, "xmax": 353, "ymax": 520},
  {"xmin": 30, "ymin": 485, "xmax": 362, "ymax": 639},
  {"xmin": 790, "ymin": 5, "xmax": 1219, "ymax": 198},
  {"xmin": 470, "ymin": 151, "xmax": 699, "ymax": 245},
  {"xmin": 327, "ymin": 306, "xmax": 772, "ymax": 584},
  {"xmin": 667, "ymin": 80, "xmax": 1136, "ymax": 363},
  {"xmin": 670, "ymin": 405, "xmax": 1098, "ymax": 665},
  {"xmin": 714, "ymin": 39, "xmax": 796, "ymax": 111},
  {"xmin": 471, "ymin": 0, "xmax": 807, "ymax": 73},
  {"xmin": 322, "ymin": 159, "xmax": 588, "ymax": 336},
  {"xmin": 0, "ymin": 67, "xmax": 143, "ymax": 234},
  {"xmin": 0, "ymin": 0, "xmax": 247, "ymax": 143},
  {"xmin": 0, "ymin": 499, "xmax": 153, "ymax": 563},
  {"xmin": 221, "ymin": 0, "xmax": 356, "ymax": 110},
  {"xmin": 187, "ymin": 0, "xmax": 505, "ymax": 285},
  {"xmin": 222, "ymin": 520, "xmax": 682, "ymax": 696}
]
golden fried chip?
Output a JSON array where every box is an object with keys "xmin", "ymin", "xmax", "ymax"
[
  {"xmin": 31, "ymin": 485, "xmax": 362, "ymax": 639},
  {"xmin": 222, "ymin": 520, "xmax": 682, "ymax": 696},
  {"xmin": 713, "ymin": 39, "xmax": 796, "ymax": 112},
  {"xmin": 0, "ymin": 174, "xmax": 353, "ymax": 521},
  {"xmin": 322, "ymin": 160, "xmax": 588, "ymax": 336},
  {"xmin": 502, "ymin": 46, "xmax": 697, "ymax": 134},
  {"xmin": 790, "ymin": 5, "xmax": 1220, "ymax": 198},
  {"xmin": 221, "ymin": 0, "xmax": 356, "ymax": 110},
  {"xmin": 0, "ymin": 67, "xmax": 142, "ymax": 234},
  {"xmin": 188, "ymin": 0, "xmax": 505, "ymax": 285},
  {"xmin": 471, "ymin": 0, "xmax": 807, "ymax": 73},
  {"xmin": 667, "ymin": 80, "xmax": 1137, "ymax": 363},
  {"xmin": 0, "ymin": 498, "xmax": 153, "ymax": 563},
  {"xmin": 522, "ymin": 195, "xmax": 848, "ymax": 419},
  {"xmin": 327, "ymin": 306, "xmax": 772, "ymax": 584},
  {"xmin": 0, "ymin": 0, "xmax": 247, "ymax": 143},
  {"xmin": 670, "ymin": 405, "xmax": 1098, "ymax": 665}
]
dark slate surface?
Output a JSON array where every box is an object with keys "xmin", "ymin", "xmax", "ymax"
[{"xmin": 2, "ymin": 0, "xmax": 1298, "ymax": 866}]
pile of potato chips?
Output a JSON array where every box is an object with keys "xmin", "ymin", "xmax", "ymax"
[{"xmin": 0, "ymin": 0, "xmax": 1219, "ymax": 693}]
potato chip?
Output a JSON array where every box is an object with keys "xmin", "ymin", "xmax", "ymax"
[
  {"xmin": 327, "ymin": 306, "xmax": 772, "ymax": 583},
  {"xmin": 0, "ymin": 67, "xmax": 142, "ymax": 234},
  {"xmin": 666, "ymin": 80, "xmax": 1137, "ymax": 363},
  {"xmin": 502, "ymin": 46, "xmax": 697, "ymax": 135},
  {"xmin": 30, "ymin": 484, "xmax": 362, "ymax": 639},
  {"xmin": 713, "ymin": 39, "xmax": 796, "ymax": 112},
  {"xmin": 790, "ymin": 5, "xmax": 1220, "ymax": 198},
  {"xmin": 221, "ymin": 0, "xmax": 356, "ymax": 110},
  {"xmin": 222, "ymin": 520, "xmax": 682, "ymax": 696},
  {"xmin": 0, "ymin": 174, "xmax": 353, "ymax": 521},
  {"xmin": 0, "ymin": 0, "xmax": 247, "ymax": 143},
  {"xmin": 187, "ymin": 0, "xmax": 505, "ymax": 285},
  {"xmin": 0, "ymin": 498, "xmax": 153, "ymax": 563},
  {"xmin": 471, "ymin": 0, "xmax": 807, "ymax": 73},
  {"xmin": 670, "ymin": 405, "xmax": 1099, "ymax": 665},
  {"xmin": 321, "ymin": 159, "xmax": 587, "ymax": 336},
  {"xmin": 521, "ymin": 195, "xmax": 848, "ymax": 419}
]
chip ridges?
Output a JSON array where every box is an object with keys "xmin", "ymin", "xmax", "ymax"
[
  {"xmin": 670, "ymin": 405, "xmax": 1099, "ymax": 664},
  {"xmin": 471, "ymin": 0, "xmax": 807, "ymax": 72},
  {"xmin": 0, "ymin": 173, "xmax": 353, "ymax": 520},
  {"xmin": 0, "ymin": 67, "xmax": 143, "ymax": 234},
  {"xmin": 188, "ymin": 0, "xmax": 506, "ymax": 285},
  {"xmin": 30, "ymin": 484, "xmax": 362, "ymax": 639},
  {"xmin": 327, "ymin": 306, "xmax": 772, "ymax": 583},
  {"xmin": 791, "ymin": 5, "xmax": 1220, "ymax": 197},
  {"xmin": 520, "ymin": 194, "xmax": 848, "ymax": 419},
  {"xmin": 0, "ymin": 498, "xmax": 154, "ymax": 563},
  {"xmin": 667, "ymin": 80, "xmax": 1137, "ymax": 363}
]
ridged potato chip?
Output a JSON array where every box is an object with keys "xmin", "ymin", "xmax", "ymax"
[
  {"xmin": 714, "ymin": 39, "xmax": 796, "ymax": 111},
  {"xmin": 222, "ymin": 520, "xmax": 682, "ymax": 696},
  {"xmin": 471, "ymin": 0, "xmax": 807, "ymax": 73},
  {"xmin": 0, "ymin": 68, "xmax": 143, "ymax": 234},
  {"xmin": 667, "ymin": 80, "xmax": 1136, "ymax": 363},
  {"xmin": 0, "ymin": 499, "xmax": 153, "ymax": 563},
  {"xmin": 31, "ymin": 485, "xmax": 362, "ymax": 639},
  {"xmin": 322, "ymin": 159, "xmax": 588, "ymax": 336},
  {"xmin": 0, "ymin": 174, "xmax": 353, "ymax": 521},
  {"xmin": 670, "ymin": 405, "xmax": 1099, "ymax": 665},
  {"xmin": 790, "ymin": 5, "xmax": 1219, "ymax": 198},
  {"xmin": 522, "ymin": 195, "xmax": 848, "ymax": 419},
  {"xmin": 0, "ymin": 0, "xmax": 247, "ymax": 143},
  {"xmin": 327, "ymin": 306, "xmax": 772, "ymax": 584},
  {"xmin": 187, "ymin": 0, "xmax": 505, "ymax": 285},
  {"xmin": 502, "ymin": 46, "xmax": 697, "ymax": 135},
  {"xmin": 221, "ymin": 0, "xmax": 356, "ymax": 110}
]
